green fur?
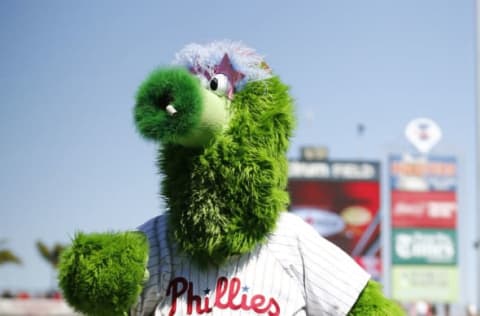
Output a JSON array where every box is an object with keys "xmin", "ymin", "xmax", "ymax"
[
  {"xmin": 135, "ymin": 67, "xmax": 204, "ymax": 144},
  {"xmin": 58, "ymin": 232, "xmax": 149, "ymax": 316},
  {"xmin": 175, "ymin": 88, "xmax": 231, "ymax": 147},
  {"xmin": 135, "ymin": 75, "xmax": 295, "ymax": 267},
  {"xmin": 348, "ymin": 280, "xmax": 406, "ymax": 316}
]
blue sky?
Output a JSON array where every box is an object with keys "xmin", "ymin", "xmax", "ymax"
[{"xmin": 0, "ymin": 0, "xmax": 476, "ymax": 306}]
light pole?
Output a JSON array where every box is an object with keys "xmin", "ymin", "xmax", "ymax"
[{"xmin": 476, "ymin": 0, "xmax": 480, "ymax": 313}]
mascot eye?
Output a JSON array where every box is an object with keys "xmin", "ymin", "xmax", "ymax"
[{"xmin": 209, "ymin": 74, "xmax": 229, "ymax": 96}]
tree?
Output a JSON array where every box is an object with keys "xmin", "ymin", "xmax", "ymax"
[
  {"xmin": 36, "ymin": 240, "xmax": 67, "ymax": 291},
  {"xmin": 0, "ymin": 239, "xmax": 21, "ymax": 265},
  {"xmin": 36, "ymin": 241, "xmax": 65, "ymax": 269}
]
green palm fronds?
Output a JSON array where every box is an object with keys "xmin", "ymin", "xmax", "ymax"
[
  {"xmin": 0, "ymin": 239, "xmax": 21, "ymax": 265},
  {"xmin": 36, "ymin": 241, "xmax": 66, "ymax": 269}
]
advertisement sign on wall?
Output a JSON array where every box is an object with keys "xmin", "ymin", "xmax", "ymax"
[
  {"xmin": 288, "ymin": 160, "xmax": 381, "ymax": 279},
  {"xmin": 389, "ymin": 154, "xmax": 457, "ymax": 192},
  {"xmin": 391, "ymin": 228, "xmax": 457, "ymax": 265},
  {"xmin": 391, "ymin": 191, "xmax": 457, "ymax": 228},
  {"xmin": 389, "ymin": 151, "xmax": 459, "ymax": 303},
  {"xmin": 392, "ymin": 265, "xmax": 459, "ymax": 302}
]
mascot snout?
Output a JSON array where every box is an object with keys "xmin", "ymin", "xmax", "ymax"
[{"xmin": 135, "ymin": 67, "xmax": 230, "ymax": 147}]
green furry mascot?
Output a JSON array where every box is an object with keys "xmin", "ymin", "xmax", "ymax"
[{"xmin": 58, "ymin": 41, "xmax": 405, "ymax": 316}]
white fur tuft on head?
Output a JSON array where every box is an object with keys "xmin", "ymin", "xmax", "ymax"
[{"xmin": 173, "ymin": 40, "xmax": 272, "ymax": 92}]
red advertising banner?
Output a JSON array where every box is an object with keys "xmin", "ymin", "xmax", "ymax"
[
  {"xmin": 288, "ymin": 160, "xmax": 381, "ymax": 278},
  {"xmin": 391, "ymin": 190, "xmax": 457, "ymax": 228}
]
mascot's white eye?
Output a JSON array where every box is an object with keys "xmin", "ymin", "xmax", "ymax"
[{"xmin": 209, "ymin": 74, "xmax": 229, "ymax": 96}]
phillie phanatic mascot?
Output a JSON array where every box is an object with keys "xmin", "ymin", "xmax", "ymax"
[{"xmin": 58, "ymin": 41, "xmax": 405, "ymax": 316}]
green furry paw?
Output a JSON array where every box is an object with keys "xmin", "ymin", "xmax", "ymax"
[
  {"xmin": 348, "ymin": 280, "xmax": 405, "ymax": 315},
  {"xmin": 58, "ymin": 231, "xmax": 149, "ymax": 316}
]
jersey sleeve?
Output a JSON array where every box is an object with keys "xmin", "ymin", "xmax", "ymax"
[
  {"xmin": 290, "ymin": 213, "xmax": 370, "ymax": 315},
  {"xmin": 131, "ymin": 215, "xmax": 172, "ymax": 316}
]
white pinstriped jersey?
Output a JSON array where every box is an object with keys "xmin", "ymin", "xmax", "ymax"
[{"xmin": 131, "ymin": 212, "xmax": 370, "ymax": 316}]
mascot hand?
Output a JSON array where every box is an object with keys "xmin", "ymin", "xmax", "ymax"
[
  {"xmin": 58, "ymin": 231, "xmax": 149, "ymax": 316},
  {"xmin": 348, "ymin": 280, "xmax": 405, "ymax": 315}
]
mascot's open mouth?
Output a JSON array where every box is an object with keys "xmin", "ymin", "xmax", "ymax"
[{"xmin": 154, "ymin": 93, "xmax": 177, "ymax": 116}]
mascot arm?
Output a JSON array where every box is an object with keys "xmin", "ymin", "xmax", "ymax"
[
  {"xmin": 295, "ymin": 215, "xmax": 368, "ymax": 315},
  {"xmin": 292, "ymin": 214, "xmax": 403, "ymax": 315},
  {"xmin": 348, "ymin": 280, "xmax": 406, "ymax": 315},
  {"xmin": 58, "ymin": 231, "xmax": 149, "ymax": 316}
]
